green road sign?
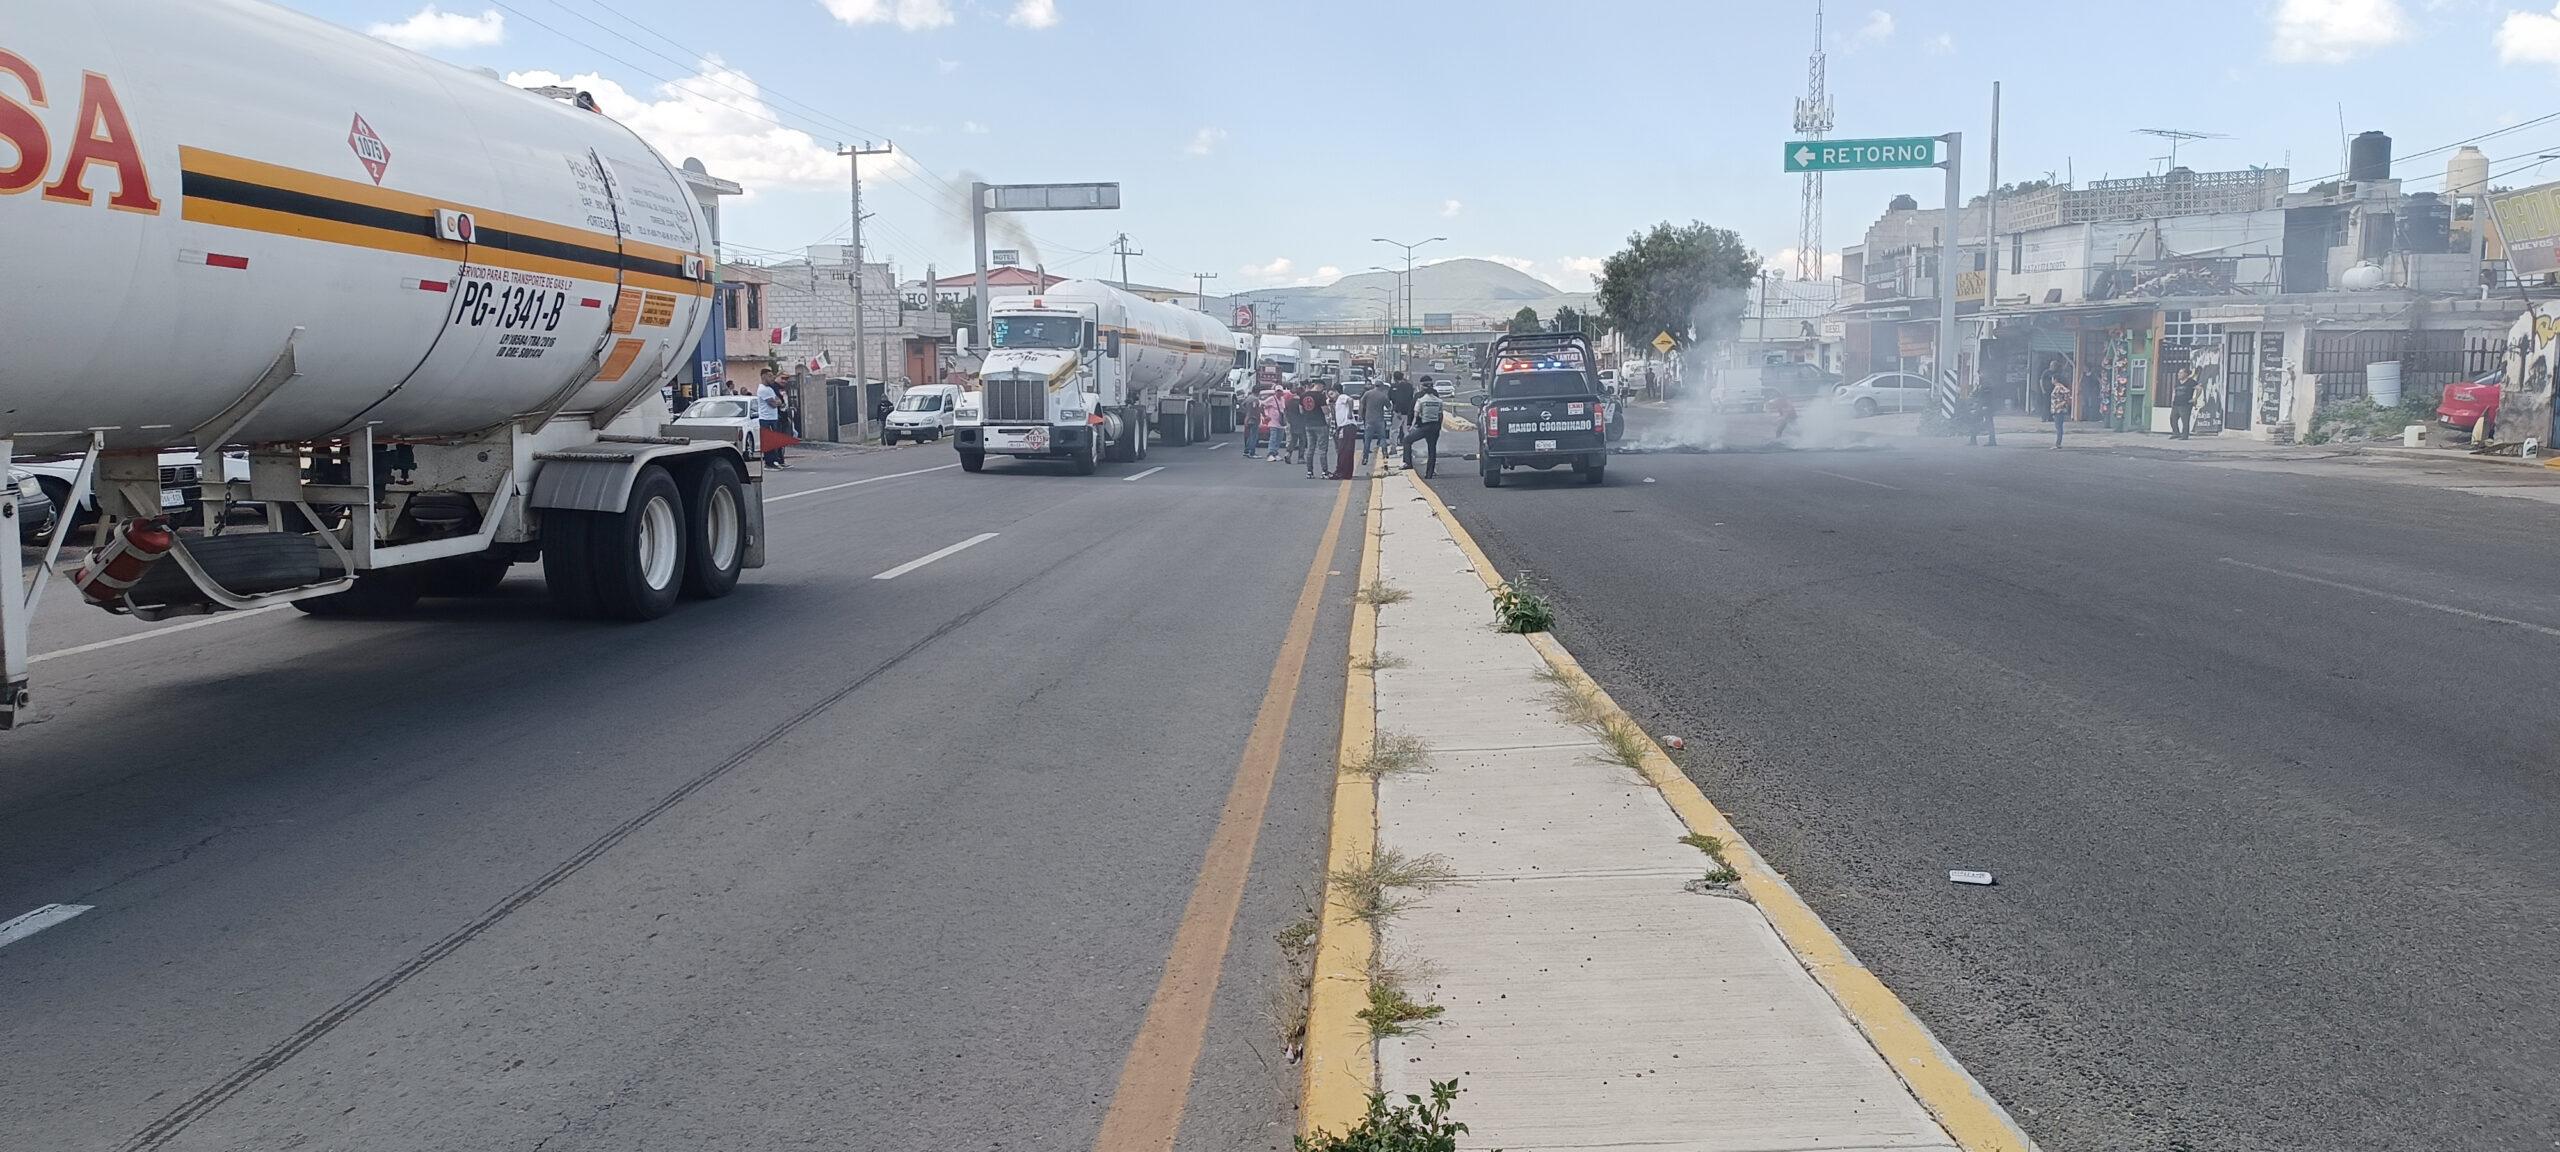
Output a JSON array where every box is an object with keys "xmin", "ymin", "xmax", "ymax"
[
  {"xmin": 1784, "ymin": 137, "xmax": 1939, "ymax": 173},
  {"xmin": 1388, "ymin": 326, "xmax": 1423, "ymax": 337}
]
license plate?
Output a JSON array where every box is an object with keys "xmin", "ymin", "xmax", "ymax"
[
  {"xmin": 1534, "ymin": 439, "xmax": 1558, "ymax": 452},
  {"xmin": 159, "ymin": 488, "xmax": 186, "ymax": 509},
  {"xmin": 998, "ymin": 427, "xmax": 1048, "ymax": 450}
]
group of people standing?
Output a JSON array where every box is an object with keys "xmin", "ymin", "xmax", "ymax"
[{"xmin": 1238, "ymin": 371, "xmax": 1445, "ymax": 480}]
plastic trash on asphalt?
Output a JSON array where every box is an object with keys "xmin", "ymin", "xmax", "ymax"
[
  {"xmin": 1949, "ymin": 870, "xmax": 1995, "ymax": 885},
  {"xmin": 1662, "ymin": 735, "xmax": 1686, "ymax": 750}
]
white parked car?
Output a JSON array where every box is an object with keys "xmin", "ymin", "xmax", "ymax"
[
  {"xmin": 884, "ymin": 384, "xmax": 962, "ymax": 445},
  {"xmin": 670, "ymin": 396, "xmax": 762, "ymax": 460},
  {"xmin": 1835, "ymin": 371, "xmax": 1938, "ymax": 417}
]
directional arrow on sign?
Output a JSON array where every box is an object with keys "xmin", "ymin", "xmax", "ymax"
[{"xmin": 1794, "ymin": 146, "xmax": 1816, "ymax": 168}]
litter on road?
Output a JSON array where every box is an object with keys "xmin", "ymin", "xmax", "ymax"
[
  {"xmin": 1949, "ymin": 870, "xmax": 1996, "ymax": 886},
  {"xmin": 1662, "ymin": 735, "xmax": 1685, "ymax": 750}
]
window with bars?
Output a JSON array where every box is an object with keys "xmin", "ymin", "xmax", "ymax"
[{"xmin": 2160, "ymin": 309, "xmax": 2222, "ymax": 347}]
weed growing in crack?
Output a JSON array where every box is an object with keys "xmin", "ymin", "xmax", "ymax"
[
  {"xmin": 1343, "ymin": 730, "xmax": 1431, "ymax": 780},
  {"xmin": 1492, "ymin": 581, "xmax": 1554, "ymax": 633},
  {"xmin": 1357, "ymin": 581, "xmax": 1411, "ymax": 606},
  {"xmin": 1350, "ymin": 652, "xmax": 1410, "ymax": 673},
  {"xmin": 1330, "ymin": 847, "xmax": 1455, "ymax": 924}
]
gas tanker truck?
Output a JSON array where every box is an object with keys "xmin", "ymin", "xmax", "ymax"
[
  {"xmin": 955, "ymin": 281, "xmax": 1236, "ymax": 473},
  {"xmin": 0, "ymin": 0, "xmax": 763, "ymax": 730}
]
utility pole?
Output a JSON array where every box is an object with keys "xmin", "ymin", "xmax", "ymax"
[
  {"xmin": 1111, "ymin": 232, "xmax": 1142, "ymax": 289},
  {"xmin": 1373, "ymin": 236, "xmax": 1446, "ymax": 377},
  {"xmin": 1938, "ymin": 131, "xmax": 1963, "ymax": 417},
  {"xmin": 1986, "ymin": 81, "xmax": 2001, "ymax": 309},
  {"xmin": 839, "ymin": 141, "xmax": 893, "ymax": 441},
  {"xmin": 1192, "ymin": 271, "xmax": 1217, "ymax": 311}
]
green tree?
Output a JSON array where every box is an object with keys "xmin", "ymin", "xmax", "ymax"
[
  {"xmin": 1550, "ymin": 304, "xmax": 1586, "ymax": 333},
  {"xmin": 1594, "ymin": 221, "xmax": 1760, "ymax": 352},
  {"xmin": 1508, "ymin": 306, "xmax": 1542, "ymax": 334}
]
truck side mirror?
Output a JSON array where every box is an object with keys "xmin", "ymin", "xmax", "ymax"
[{"xmin": 1105, "ymin": 330, "xmax": 1123, "ymax": 357}]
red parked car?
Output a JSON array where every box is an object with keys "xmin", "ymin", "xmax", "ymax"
[{"xmin": 2437, "ymin": 373, "xmax": 2503, "ymax": 438}]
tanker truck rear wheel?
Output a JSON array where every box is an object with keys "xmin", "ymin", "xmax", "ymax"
[
  {"xmin": 1133, "ymin": 412, "xmax": 1150, "ymax": 460},
  {"xmin": 680, "ymin": 457, "xmax": 745, "ymax": 600},
  {"xmin": 587, "ymin": 465, "xmax": 686, "ymax": 621}
]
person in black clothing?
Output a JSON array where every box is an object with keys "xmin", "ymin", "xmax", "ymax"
[
  {"xmin": 1402, "ymin": 386, "xmax": 1445, "ymax": 477},
  {"xmin": 1967, "ymin": 386, "xmax": 1999, "ymax": 446},
  {"xmin": 1389, "ymin": 374, "xmax": 1418, "ymax": 438},
  {"xmin": 2169, "ymin": 367, "xmax": 2200, "ymax": 439}
]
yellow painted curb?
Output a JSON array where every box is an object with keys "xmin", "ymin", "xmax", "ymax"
[
  {"xmin": 1406, "ymin": 473, "xmax": 2041, "ymax": 1152},
  {"xmin": 1298, "ymin": 472, "xmax": 1385, "ymax": 1137}
]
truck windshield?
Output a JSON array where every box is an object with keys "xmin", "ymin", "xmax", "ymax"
[
  {"xmin": 1490, "ymin": 371, "xmax": 1592, "ymax": 400},
  {"xmin": 991, "ymin": 315, "xmax": 1081, "ymax": 349}
]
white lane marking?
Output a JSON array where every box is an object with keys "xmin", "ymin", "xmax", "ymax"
[
  {"xmin": 32, "ymin": 605, "xmax": 293, "ymax": 664},
  {"xmin": 1812, "ymin": 469, "xmax": 1902, "ymax": 490},
  {"xmin": 2218, "ymin": 557, "xmax": 2560, "ymax": 639},
  {"xmin": 1207, "ymin": 442, "xmax": 1229, "ymax": 450},
  {"xmin": 768, "ymin": 464, "xmax": 959, "ymax": 503},
  {"xmin": 1124, "ymin": 466, "xmax": 1166, "ymax": 482},
  {"xmin": 873, "ymin": 532, "xmax": 1000, "ymax": 580},
  {"xmin": 0, "ymin": 903, "xmax": 93, "ymax": 949}
]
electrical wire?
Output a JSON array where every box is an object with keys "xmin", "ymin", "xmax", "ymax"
[{"xmin": 2289, "ymin": 111, "xmax": 2560, "ymax": 189}]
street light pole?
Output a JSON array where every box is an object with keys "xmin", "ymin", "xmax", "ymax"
[{"xmin": 1373, "ymin": 236, "xmax": 1446, "ymax": 376}]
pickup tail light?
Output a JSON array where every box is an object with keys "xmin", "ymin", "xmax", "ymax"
[
  {"xmin": 1483, "ymin": 406, "xmax": 1499, "ymax": 437},
  {"xmin": 1594, "ymin": 400, "xmax": 1609, "ymax": 429}
]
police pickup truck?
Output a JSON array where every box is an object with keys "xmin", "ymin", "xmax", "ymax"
[{"xmin": 1473, "ymin": 331, "xmax": 1611, "ymax": 487}]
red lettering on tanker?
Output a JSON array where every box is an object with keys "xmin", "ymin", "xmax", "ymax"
[
  {"xmin": 347, "ymin": 112, "xmax": 389, "ymax": 184},
  {"xmin": 39, "ymin": 71, "xmax": 157, "ymax": 213},
  {"xmin": 0, "ymin": 50, "xmax": 50, "ymax": 196}
]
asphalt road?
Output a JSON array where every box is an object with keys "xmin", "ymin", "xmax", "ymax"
[
  {"xmin": 2, "ymin": 435, "xmax": 1361, "ymax": 1151},
  {"xmin": 1439, "ymin": 408, "xmax": 2560, "ymax": 1152}
]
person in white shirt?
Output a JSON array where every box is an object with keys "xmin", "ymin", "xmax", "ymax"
[
  {"xmin": 753, "ymin": 368, "xmax": 788, "ymax": 469},
  {"xmin": 1328, "ymin": 386, "xmax": 1359, "ymax": 479}
]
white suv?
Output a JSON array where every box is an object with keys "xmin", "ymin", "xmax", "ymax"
[{"xmin": 1836, "ymin": 372, "xmax": 1937, "ymax": 417}]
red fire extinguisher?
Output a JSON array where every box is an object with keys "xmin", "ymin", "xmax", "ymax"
[{"xmin": 74, "ymin": 520, "xmax": 176, "ymax": 608}]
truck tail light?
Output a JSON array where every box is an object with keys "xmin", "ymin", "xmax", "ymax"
[
  {"xmin": 1594, "ymin": 400, "xmax": 1609, "ymax": 429},
  {"xmin": 1483, "ymin": 406, "xmax": 1499, "ymax": 437}
]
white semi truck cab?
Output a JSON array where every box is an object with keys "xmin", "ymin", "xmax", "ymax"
[{"xmin": 954, "ymin": 281, "xmax": 1230, "ymax": 475}]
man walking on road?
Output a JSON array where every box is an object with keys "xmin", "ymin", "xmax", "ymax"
[
  {"xmin": 1402, "ymin": 383, "xmax": 1444, "ymax": 478},
  {"xmin": 754, "ymin": 368, "xmax": 789, "ymax": 470},
  {"xmin": 1331, "ymin": 384, "xmax": 1360, "ymax": 480},
  {"xmin": 1968, "ymin": 385, "xmax": 1999, "ymax": 446},
  {"xmin": 2170, "ymin": 366, "xmax": 2200, "ymax": 439},
  {"xmin": 1390, "ymin": 373, "xmax": 1417, "ymax": 439},
  {"xmin": 2047, "ymin": 362, "xmax": 2073, "ymax": 449},
  {"xmin": 1362, "ymin": 376, "xmax": 1393, "ymax": 470},
  {"xmin": 1770, "ymin": 392, "xmax": 1799, "ymax": 443},
  {"xmin": 1295, "ymin": 384, "xmax": 1324, "ymax": 475}
]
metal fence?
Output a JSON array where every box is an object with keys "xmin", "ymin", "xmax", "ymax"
[{"xmin": 2306, "ymin": 330, "xmax": 2505, "ymax": 403}]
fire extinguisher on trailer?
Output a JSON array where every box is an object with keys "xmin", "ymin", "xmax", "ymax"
[{"xmin": 73, "ymin": 520, "xmax": 176, "ymax": 608}]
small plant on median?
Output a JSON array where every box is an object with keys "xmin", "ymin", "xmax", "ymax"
[
  {"xmin": 1491, "ymin": 581, "xmax": 1554, "ymax": 634},
  {"xmin": 1350, "ymin": 652, "xmax": 1410, "ymax": 673},
  {"xmin": 1294, "ymin": 1079, "xmax": 1481, "ymax": 1152},
  {"xmin": 1681, "ymin": 832, "xmax": 1743, "ymax": 889},
  {"xmin": 1330, "ymin": 846, "xmax": 1455, "ymax": 923},
  {"xmin": 1344, "ymin": 730, "xmax": 1431, "ymax": 780},
  {"xmin": 1358, "ymin": 973, "xmax": 1446, "ymax": 1038},
  {"xmin": 1276, "ymin": 906, "xmax": 1322, "ymax": 957},
  {"xmin": 1357, "ymin": 581, "xmax": 1411, "ymax": 606}
]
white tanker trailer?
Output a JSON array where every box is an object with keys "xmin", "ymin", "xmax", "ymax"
[
  {"xmin": 0, "ymin": 0, "xmax": 764, "ymax": 729},
  {"xmin": 955, "ymin": 280, "xmax": 1235, "ymax": 473}
]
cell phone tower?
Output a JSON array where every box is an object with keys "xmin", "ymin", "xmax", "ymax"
[{"xmin": 1793, "ymin": 1, "xmax": 1833, "ymax": 282}]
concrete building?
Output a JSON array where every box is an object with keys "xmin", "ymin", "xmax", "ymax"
[{"xmin": 748, "ymin": 245, "xmax": 956, "ymax": 440}]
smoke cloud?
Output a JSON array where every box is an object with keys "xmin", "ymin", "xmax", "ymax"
[{"xmin": 947, "ymin": 170, "xmax": 1042, "ymax": 266}]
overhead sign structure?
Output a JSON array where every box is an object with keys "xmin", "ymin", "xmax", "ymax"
[
  {"xmin": 970, "ymin": 181, "xmax": 1124, "ymax": 351},
  {"xmin": 1652, "ymin": 331, "xmax": 1677, "ymax": 354},
  {"xmin": 1784, "ymin": 136, "xmax": 1939, "ymax": 173},
  {"xmin": 2489, "ymin": 179, "xmax": 2560, "ymax": 276}
]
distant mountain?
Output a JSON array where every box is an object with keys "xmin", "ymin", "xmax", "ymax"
[{"xmin": 1240, "ymin": 258, "xmax": 1596, "ymax": 326}]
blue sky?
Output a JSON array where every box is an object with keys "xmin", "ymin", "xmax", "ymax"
[{"xmin": 297, "ymin": 0, "xmax": 2560, "ymax": 292}]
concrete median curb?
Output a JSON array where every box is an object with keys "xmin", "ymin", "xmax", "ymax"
[
  {"xmin": 1297, "ymin": 472, "xmax": 1385, "ymax": 1137},
  {"xmin": 1395, "ymin": 472, "xmax": 2042, "ymax": 1152}
]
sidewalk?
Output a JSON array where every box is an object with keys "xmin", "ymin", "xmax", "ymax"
[
  {"xmin": 1299, "ymin": 472, "xmax": 2031, "ymax": 1151},
  {"xmin": 1859, "ymin": 409, "xmax": 2560, "ymax": 469}
]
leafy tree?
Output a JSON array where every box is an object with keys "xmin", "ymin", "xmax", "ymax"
[
  {"xmin": 1507, "ymin": 306, "xmax": 1542, "ymax": 334},
  {"xmin": 1594, "ymin": 221, "xmax": 1759, "ymax": 352},
  {"xmin": 1550, "ymin": 304, "xmax": 1586, "ymax": 333}
]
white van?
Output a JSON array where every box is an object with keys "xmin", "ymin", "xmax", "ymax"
[{"xmin": 884, "ymin": 384, "xmax": 963, "ymax": 444}]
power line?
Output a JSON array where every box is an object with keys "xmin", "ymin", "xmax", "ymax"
[{"xmin": 2288, "ymin": 111, "xmax": 2560, "ymax": 189}]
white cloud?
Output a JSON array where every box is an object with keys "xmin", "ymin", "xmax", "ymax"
[
  {"xmin": 1477, "ymin": 255, "xmax": 1539, "ymax": 275},
  {"xmin": 1765, "ymin": 247, "xmax": 1846, "ymax": 280},
  {"xmin": 1440, "ymin": 199, "xmax": 1463, "ymax": 218},
  {"xmin": 1242, "ymin": 257, "xmax": 1295, "ymax": 279},
  {"xmin": 821, "ymin": 0, "xmax": 954, "ymax": 32},
  {"xmin": 1850, "ymin": 9, "xmax": 1894, "ymax": 46},
  {"xmin": 936, "ymin": 57, "xmax": 962, "ymax": 74},
  {"xmin": 504, "ymin": 64, "xmax": 904, "ymax": 193},
  {"xmin": 1925, "ymin": 32, "xmax": 1955, "ymax": 54},
  {"xmin": 368, "ymin": 5, "xmax": 504, "ymax": 50},
  {"xmin": 1008, "ymin": 0, "xmax": 1061, "ymax": 28},
  {"xmin": 961, "ymin": 119, "xmax": 989, "ymax": 134},
  {"xmin": 1185, "ymin": 127, "xmax": 1227, "ymax": 156},
  {"xmin": 2270, "ymin": 0, "xmax": 2408, "ymax": 63},
  {"xmin": 1555, "ymin": 256, "xmax": 1606, "ymax": 286},
  {"xmin": 2498, "ymin": 3, "xmax": 2560, "ymax": 64},
  {"xmin": 1314, "ymin": 265, "xmax": 1341, "ymax": 280}
]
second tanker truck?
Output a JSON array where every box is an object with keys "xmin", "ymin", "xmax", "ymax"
[
  {"xmin": 955, "ymin": 281, "xmax": 1236, "ymax": 473},
  {"xmin": 0, "ymin": 0, "xmax": 764, "ymax": 730}
]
